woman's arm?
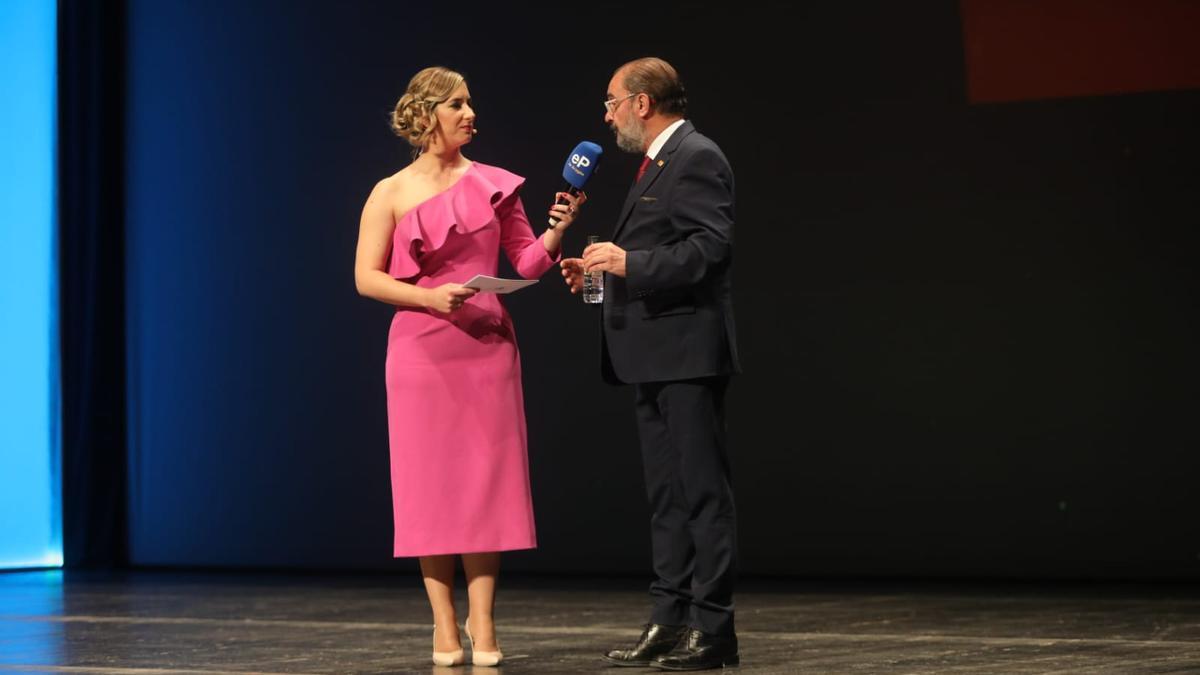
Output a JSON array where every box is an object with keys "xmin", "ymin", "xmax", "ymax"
[
  {"xmin": 499, "ymin": 191, "xmax": 586, "ymax": 278},
  {"xmin": 354, "ymin": 178, "xmax": 476, "ymax": 312}
]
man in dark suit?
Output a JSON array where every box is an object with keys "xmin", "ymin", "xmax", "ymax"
[{"xmin": 562, "ymin": 57, "xmax": 741, "ymax": 671}]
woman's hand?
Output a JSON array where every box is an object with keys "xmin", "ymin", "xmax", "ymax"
[
  {"xmin": 424, "ymin": 283, "xmax": 477, "ymax": 313},
  {"xmin": 548, "ymin": 190, "xmax": 587, "ymax": 230}
]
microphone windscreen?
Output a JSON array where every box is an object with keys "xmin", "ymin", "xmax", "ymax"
[{"xmin": 561, "ymin": 141, "xmax": 603, "ymax": 189}]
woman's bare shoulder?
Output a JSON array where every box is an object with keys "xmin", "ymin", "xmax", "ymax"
[
  {"xmin": 373, "ymin": 167, "xmax": 410, "ymax": 195},
  {"xmin": 366, "ymin": 169, "xmax": 417, "ymax": 216}
]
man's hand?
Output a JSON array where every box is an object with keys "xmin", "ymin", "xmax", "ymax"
[
  {"xmin": 582, "ymin": 241, "xmax": 627, "ymax": 278},
  {"xmin": 560, "ymin": 258, "xmax": 585, "ymax": 294}
]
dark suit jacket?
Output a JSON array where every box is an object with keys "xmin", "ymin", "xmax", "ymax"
[{"xmin": 600, "ymin": 120, "xmax": 741, "ymax": 384}]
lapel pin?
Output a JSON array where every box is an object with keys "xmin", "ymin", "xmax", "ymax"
[{"xmin": 657, "ymin": 160, "xmax": 664, "ymax": 167}]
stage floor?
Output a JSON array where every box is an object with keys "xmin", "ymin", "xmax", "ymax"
[{"xmin": 1, "ymin": 571, "xmax": 1198, "ymax": 673}]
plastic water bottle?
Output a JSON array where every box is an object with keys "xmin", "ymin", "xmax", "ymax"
[{"xmin": 583, "ymin": 235, "xmax": 604, "ymax": 304}]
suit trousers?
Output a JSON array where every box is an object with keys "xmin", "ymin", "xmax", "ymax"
[{"xmin": 634, "ymin": 376, "xmax": 737, "ymax": 636}]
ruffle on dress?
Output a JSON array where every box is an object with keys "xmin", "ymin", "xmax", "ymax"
[{"xmin": 387, "ymin": 163, "xmax": 524, "ymax": 280}]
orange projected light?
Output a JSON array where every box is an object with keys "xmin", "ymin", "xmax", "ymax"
[{"xmin": 961, "ymin": 0, "xmax": 1200, "ymax": 103}]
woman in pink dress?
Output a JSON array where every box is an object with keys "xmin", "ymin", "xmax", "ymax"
[{"xmin": 353, "ymin": 66, "xmax": 585, "ymax": 667}]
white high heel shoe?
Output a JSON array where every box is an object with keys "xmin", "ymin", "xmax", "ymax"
[
  {"xmin": 432, "ymin": 624, "xmax": 464, "ymax": 667},
  {"xmin": 465, "ymin": 616, "xmax": 504, "ymax": 667}
]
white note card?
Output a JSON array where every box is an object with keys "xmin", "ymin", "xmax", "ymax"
[{"xmin": 462, "ymin": 275, "xmax": 539, "ymax": 294}]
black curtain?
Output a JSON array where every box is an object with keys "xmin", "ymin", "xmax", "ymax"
[{"xmin": 58, "ymin": 0, "xmax": 128, "ymax": 568}]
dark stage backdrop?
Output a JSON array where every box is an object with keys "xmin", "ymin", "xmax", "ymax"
[{"xmin": 122, "ymin": 1, "xmax": 1200, "ymax": 578}]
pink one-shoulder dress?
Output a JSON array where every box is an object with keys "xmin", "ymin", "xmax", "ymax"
[{"xmin": 384, "ymin": 162, "xmax": 557, "ymax": 557}]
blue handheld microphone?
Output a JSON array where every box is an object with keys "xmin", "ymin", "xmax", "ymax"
[{"xmin": 549, "ymin": 141, "xmax": 603, "ymax": 227}]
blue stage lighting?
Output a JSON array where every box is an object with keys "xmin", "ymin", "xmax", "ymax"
[{"xmin": 0, "ymin": 0, "xmax": 61, "ymax": 570}]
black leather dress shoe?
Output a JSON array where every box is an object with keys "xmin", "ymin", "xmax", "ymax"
[
  {"xmin": 652, "ymin": 628, "xmax": 739, "ymax": 671},
  {"xmin": 603, "ymin": 623, "xmax": 689, "ymax": 667}
]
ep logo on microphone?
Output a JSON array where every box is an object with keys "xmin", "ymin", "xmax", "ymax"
[
  {"xmin": 549, "ymin": 141, "xmax": 604, "ymax": 227},
  {"xmin": 569, "ymin": 153, "xmax": 593, "ymax": 175},
  {"xmin": 562, "ymin": 141, "xmax": 603, "ymax": 187}
]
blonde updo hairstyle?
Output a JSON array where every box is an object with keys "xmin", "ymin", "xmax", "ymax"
[{"xmin": 391, "ymin": 66, "xmax": 466, "ymax": 159}]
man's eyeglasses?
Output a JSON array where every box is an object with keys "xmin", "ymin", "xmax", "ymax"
[{"xmin": 603, "ymin": 92, "xmax": 639, "ymax": 114}]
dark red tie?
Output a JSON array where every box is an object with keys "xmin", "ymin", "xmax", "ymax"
[{"xmin": 635, "ymin": 155, "xmax": 651, "ymax": 182}]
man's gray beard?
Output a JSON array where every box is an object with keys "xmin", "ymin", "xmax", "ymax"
[{"xmin": 614, "ymin": 119, "xmax": 645, "ymax": 153}]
